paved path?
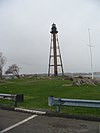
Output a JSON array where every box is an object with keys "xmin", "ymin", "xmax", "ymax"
[{"xmin": 0, "ymin": 109, "xmax": 100, "ymax": 133}]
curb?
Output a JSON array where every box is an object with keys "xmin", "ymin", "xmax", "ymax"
[
  {"xmin": 46, "ymin": 112, "xmax": 100, "ymax": 122},
  {"xmin": 1, "ymin": 107, "xmax": 100, "ymax": 122},
  {"xmin": 14, "ymin": 108, "xmax": 46, "ymax": 115},
  {"xmin": 14, "ymin": 107, "xmax": 100, "ymax": 122}
]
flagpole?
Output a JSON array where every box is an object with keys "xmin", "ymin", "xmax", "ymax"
[{"xmin": 88, "ymin": 28, "xmax": 94, "ymax": 79}]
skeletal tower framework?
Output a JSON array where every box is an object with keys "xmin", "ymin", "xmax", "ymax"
[{"xmin": 48, "ymin": 23, "xmax": 64, "ymax": 77}]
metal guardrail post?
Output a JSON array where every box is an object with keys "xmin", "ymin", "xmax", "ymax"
[
  {"xmin": 56, "ymin": 105, "xmax": 60, "ymax": 112},
  {"xmin": 14, "ymin": 101, "xmax": 17, "ymax": 107},
  {"xmin": 48, "ymin": 96, "xmax": 54, "ymax": 106},
  {"xmin": 48, "ymin": 96, "xmax": 61, "ymax": 112}
]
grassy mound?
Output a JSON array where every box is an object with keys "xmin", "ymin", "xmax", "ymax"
[{"xmin": 0, "ymin": 78, "xmax": 100, "ymax": 117}]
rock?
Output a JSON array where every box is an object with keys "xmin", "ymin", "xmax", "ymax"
[{"xmin": 72, "ymin": 77, "xmax": 97, "ymax": 86}]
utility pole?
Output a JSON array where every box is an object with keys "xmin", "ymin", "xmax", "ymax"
[{"xmin": 48, "ymin": 23, "xmax": 64, "ymax": 77}]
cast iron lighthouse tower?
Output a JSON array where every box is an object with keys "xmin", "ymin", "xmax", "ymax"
[{"xmin": 48, "ymin": 23, "xmax": 64, "ymax": 77}]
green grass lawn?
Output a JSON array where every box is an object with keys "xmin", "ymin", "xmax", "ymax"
[{"xmin": 0, "ymin": 78, "xmax": 100, "ymax": 117}]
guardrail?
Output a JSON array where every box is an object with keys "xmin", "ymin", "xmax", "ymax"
[
  {"xmin": 0, "ymin": 93, "xmax": 24, "ymax": 107},
  {"xmin": 48, "ymin": 96, "xmax": 100, "ymax": 112}
]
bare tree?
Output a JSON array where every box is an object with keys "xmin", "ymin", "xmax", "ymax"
[
  {"xmin": 0, "ymin": 52, "xmax": 6, "ymax": 79},
  {"xmin": 5, "ymin": 64, "xmax": 20, "ymax": 78}
]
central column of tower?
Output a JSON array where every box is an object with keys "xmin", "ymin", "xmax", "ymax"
[
  {"xmin": 50, "ymin": 23, "xmax": 58, "ymax": 76},
  {"xmin": 53, "ymin": 33, "xmax": 57, "ymax": 76}
]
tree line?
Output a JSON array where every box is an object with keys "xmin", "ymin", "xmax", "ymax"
[{"xmin": 0, "ymin": 52, "xmax": 20, "ymax": 79}]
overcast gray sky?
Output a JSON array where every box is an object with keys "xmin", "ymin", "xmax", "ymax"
[{"xmin": 0, "ymin": 0, "xmax": 100, "ymax": 74}]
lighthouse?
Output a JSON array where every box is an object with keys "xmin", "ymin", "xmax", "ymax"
[{"xmin": 48, "ymin": 24, "xmax": 64, "ymax": 77}]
